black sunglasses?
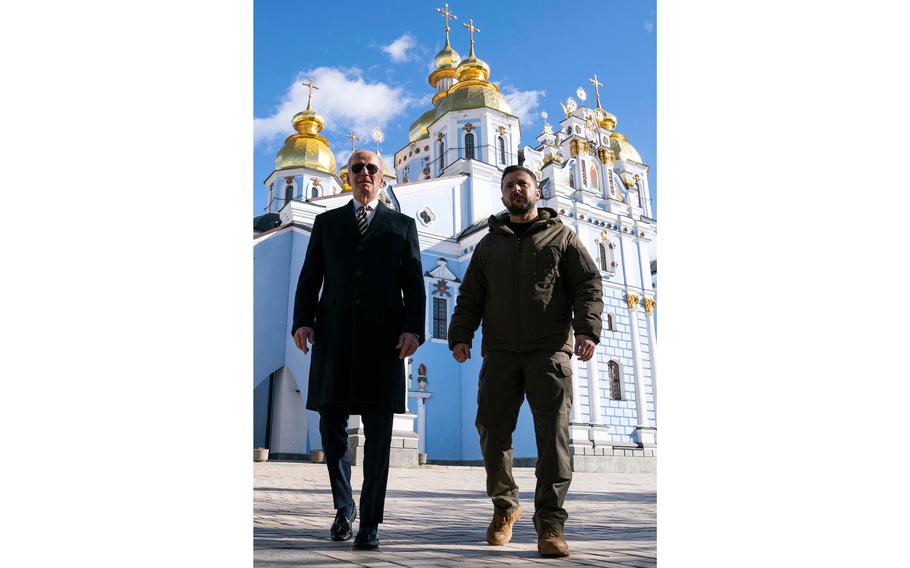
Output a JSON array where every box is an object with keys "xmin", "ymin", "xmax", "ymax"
[{"xmin": 350, "ymin": 163, "xmax": 380, "ymax": 175}]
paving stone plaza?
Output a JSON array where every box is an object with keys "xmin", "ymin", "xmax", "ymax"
[{"xmin": 255, "ymin": 461, "xmax": 656, "ymax": 567}]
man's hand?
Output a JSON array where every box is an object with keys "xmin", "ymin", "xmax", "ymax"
[
  {"xmin": 452, "ymin": 343, "xmax": 471, "ymax": 363},
  {"xmin": 574, "ymin": 334, "xmax": 596, "ymax": 362},
  {"xmin": 396, "ymin": 332, "xmax": 419, "ymax": 360},
  {"xmin": 294, "ymin": 327, "xmax": 315, "ymax": 354}
]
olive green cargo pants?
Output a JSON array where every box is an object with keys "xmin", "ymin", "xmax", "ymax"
[{"xmin": 475, "ymin": 350, "xmax": 574, "ymax": 531}]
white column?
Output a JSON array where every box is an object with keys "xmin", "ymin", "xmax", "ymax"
[
  {"xmin": 586, "ymin": 355, "xmax": 603, "ymax": 424},
  {"xmin": 643, "ymin": 298, "xmax": 658, "ymax": 425},
  {"xmin": 403, "ymin": 357, "xmax": 412, "ymax": 412},
  {"xmin": 626, "ymin": 293, "xmax": 649, "ymax": 428},
  {"xmin": 569, "ymin": 354, "xmax": 582, "ymax": 423},
  {"xmin": 417, "ymin": 398, "xmax": 427, "ymax": 453}
]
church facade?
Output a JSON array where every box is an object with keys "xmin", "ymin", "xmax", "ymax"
[{"xmin": 254, "ymin": 14, "xmax": 657, "ymax": 471}]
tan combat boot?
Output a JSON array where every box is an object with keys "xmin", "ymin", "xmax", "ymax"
[
  {"xmin": 537, "ymin": 527, "xmax": 570, "ymax": 558},
  {"xmin": 486, "ymin": 504, "xmax": 523, "ymax": 545}
]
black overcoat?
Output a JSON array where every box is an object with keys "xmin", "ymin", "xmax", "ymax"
[{"xmin": 291, "ymin": 201, "xmax": 426, "ymax": 414}]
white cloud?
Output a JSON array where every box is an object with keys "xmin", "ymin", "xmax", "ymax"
[
  {"xmin": 644, "ymin": 21, "xmax": 655, "ymax": 32},
  {"xmin": 501, "ymin": 86, "xmax": 546, "ymax": 125},
  {"xmin": 381, "ymin": 33, "xmax": 417, "ymax": 63},
  {"xmin": 253, "ymin": 67, "xmax": 415, "ymax": 146}
]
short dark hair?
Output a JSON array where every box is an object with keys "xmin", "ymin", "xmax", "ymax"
[{"xmin": 500, "ymin": 165, "xmax": 539, "ymax": 188}]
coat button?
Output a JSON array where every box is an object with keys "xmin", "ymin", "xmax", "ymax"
[
  {"xmin": 355, "ymin": 270, "xmax": 363, "ymax": 277},
  {"xmin": 354, "ymin": 299, "xmax": 361, "ymax": 305},
  {"xmin": 357, "ymin": 245, "xmax": 364, "ymax": 251}
]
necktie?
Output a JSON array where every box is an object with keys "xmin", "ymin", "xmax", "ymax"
[{"xmin": 356, "ymin": 205, "xmax": 370, "ymax": 235}]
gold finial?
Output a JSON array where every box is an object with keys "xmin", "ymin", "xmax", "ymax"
[
  {"xmin": 462, "ymin": 18, "xmax": 480, "ymax": 57},
  {"xmin": 588, "ymin": 73, "xmax": 604, "ymax": 109},
  {"xmin": 436, "ymin": 3, "xmax": 458, "ymax": 45},
  {"xmin": 302, "ymin": 78, "xmax": 319, "ymax": 111},
  {"xmin": 346, "ymin": 131, "xmax": 360, "ymax": 152}
]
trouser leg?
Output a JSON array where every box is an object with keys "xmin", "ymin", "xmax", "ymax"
[
  {"xmin": 359, "ymin": 408, "xmax": 394, "ymax": 526},
  {"xmin": 524, "ymin": 351, "xmax": 573, "ymax": 531},
  {"xmin": 318, "ymin": 407, "xmax": 353, "ymax": 511},
  {"xmin": 475, "ymin": 351, "xmax": 525, "ymax": 517}
]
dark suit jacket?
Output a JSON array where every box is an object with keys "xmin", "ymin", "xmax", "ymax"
[{"xmin": 292, "ymin": 200, "xmax": 426, "ymax": 414}]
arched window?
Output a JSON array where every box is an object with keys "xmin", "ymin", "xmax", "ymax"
[
  {"xmin": 609, "ymin": 361, "xmax": 622, "ymax": 400},
  {"xmin": 606, "ymin": 312, "xmax": 615, "ymax": 331},
  {"xmin": 581, "ymin": 161, "xmax": 588, "ymax": 186},
  {"xmin": 569, "ymin": 170, "xmax": 575, "ymax": 189},
  {"xmin": 311, "ymin": 185, "xmax": 319, "ymax": 199},
  {"xmin": 464, "ymin": 132, "xmax": 475, "ymax": 160},
  {"xmin": 589, "ymin": 164, "xmax": 599, "ymax": 189},
  {"xmin": 438, "ymin": 140, "xmax": 445, "ymax": 172},
  {"xmin": 284, "ymin": 185, "xmax": 294, "ymax": 203},
  {"xmin": 498, "ymin": 136, "xmax": 506, "ymax": 164},
  {"xmin": 599, "ymin": 241, "xmax": 616, "ymax": 274}
]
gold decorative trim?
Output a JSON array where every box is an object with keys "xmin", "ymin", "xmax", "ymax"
[
  {"xmin": 643, "ymin": 298, "xmax": 656, "ymax": 313},
  {"xmin": 625, "ymin": 293, "xmax": 640, "ymax": 310}
]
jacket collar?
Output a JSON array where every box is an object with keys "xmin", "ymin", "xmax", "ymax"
[{"xmin": 487, "ymin": 207, "xmax": 561, "ymax": 237}]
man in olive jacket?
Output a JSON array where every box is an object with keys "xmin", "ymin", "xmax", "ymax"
[
  {"xmin": 292, "ymin": 150, "xmax": 426, "ymax": 550},
  {"xmin": 449, "ymin": 165, "xmax": 603, "ymax": 559}
]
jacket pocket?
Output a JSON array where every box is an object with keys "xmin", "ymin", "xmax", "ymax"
[
  {"xmin": 553, "ymin": 357, "xmax": 572, "ymax": 378},
  {"xmin": 536, "ymin": 245, "xmax": 562, "ymax": 286}
]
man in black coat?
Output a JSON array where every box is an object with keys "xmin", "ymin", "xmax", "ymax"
[{"xmin": 291, "ymin": 150, "xmax": 426, "ymax": 550}]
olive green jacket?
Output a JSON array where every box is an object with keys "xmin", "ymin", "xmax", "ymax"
[{"xmin": 448, "ymin": 207, "xmax": 604, "ymax": 355}]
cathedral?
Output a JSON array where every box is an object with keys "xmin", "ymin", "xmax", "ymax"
[{"xmin": 253, "ymin": 8, "xmax": 657, "ymax": 473}]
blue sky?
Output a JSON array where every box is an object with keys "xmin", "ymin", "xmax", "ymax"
[{"xmin": 254, "ymin": 0, "xmax": 656, "ymax": 217}]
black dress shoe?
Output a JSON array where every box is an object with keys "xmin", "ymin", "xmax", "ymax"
[
  {"xmin": 353, "ymin": 525, "xmax": 380, "ymax": 550},
  {"xmin": 330, "ymin": 507, "xmax": 356, "ymax": 541}
]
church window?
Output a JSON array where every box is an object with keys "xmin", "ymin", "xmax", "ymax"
[
  {"xmin": 574, "ymin": 125, "xmax": 581, "ymax": 134},
  {"xmin": 606, "ymin": 312, "xmax": 615, "ymax": 331},
  {"xmin": 589, "ymin": 164, "xmax": 599, "ymax": 189},
  {"xmin": 599, "ymin": 241, "xmax": 616, "ymax": 274},
  {"xmin": 464, "ymin": 132, "xmax": 475, "ymax": 160},
  {"xmin": 609, "ymin": 361, "xmax": 623, "ymax": 400},
  {"xmin": 284, "ymin": 185, "xmax": 294, "ymax": 203},
  {"xmin": 438, "ymin": 140, "xmax": 445, "ymax": 172},
  {"xmin": 569, "ymin": 170, "xmax": 575, "ymax": 189},
  {"xmin": 433, "ymin": 297, "xmax": 448, "ymax": 340},
  {"xmin": 498, "ymin": 136, "xmax": 506, "ymax": 164},
  {"xmin": 581, "ymin": 161, "xmax": 588, "ymax": 186}
]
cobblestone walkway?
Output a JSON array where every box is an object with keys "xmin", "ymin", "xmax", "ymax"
[{"xmin": 255, "ymin": 461, "xmax": 656, "ymax": 567}]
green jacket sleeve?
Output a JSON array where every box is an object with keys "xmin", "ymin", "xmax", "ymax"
[
  {"xmin": 447, "ymin": 239, "xmax": 488, "ymax": 349},
  {"xmin": 560, "ymin": 231, "xmax": 604, "ymax": 343}
]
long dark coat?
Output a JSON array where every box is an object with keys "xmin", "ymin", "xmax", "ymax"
[{"xmin": 291, "ymin": 201, "xmax": 426, "ymax": 414}]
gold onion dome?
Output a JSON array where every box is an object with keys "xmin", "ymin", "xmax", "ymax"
[
  {"xmin": 274, "ymin": 108, "xmax": 337, "ymax": 174},
  {"xmin": 609, "ymin": 132, "xmax": 643, "ymax": 164},
  {"xmin": 408, "ymin": 108, "xmax": 436, "ymax": 143},
  {"xmin": 436, "ymin": 46, "xmax": 511, "ymax": 118},
  {"xmin": 598, "ymin": 109, "xmax": 617, "ymax": 130}
]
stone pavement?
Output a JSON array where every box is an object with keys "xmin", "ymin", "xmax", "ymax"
[{"xmin": 255, "ymin": 461, "xmax": 656, "ymax": 567}]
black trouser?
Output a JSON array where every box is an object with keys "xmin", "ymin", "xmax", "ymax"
[
  {"xmin": 318, "ymin": 406, "xmax": 395, "ymax": 526},
  {"xmin": 475, "ymin": 350, "xmax": 573, "ymax": 531}
]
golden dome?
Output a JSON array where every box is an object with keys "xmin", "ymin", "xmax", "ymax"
[
  {"xmin": 408, "ymin": 108, "xmax": 436, "ymax": 143},
  {"xmin": 274, "ymin": 109, "xmax": 337, "ymax": 174},
  {"xmin": 435, "ymin": 82, "xmax": 512, "ymax": 118},
  {"xmin": 454, "ymin": 54, "xmax": 490, "ymax": 82},
  {"xmin": 434, "ymin": 43, "xmax": 461, "ymax": 71},
  {"xmin": 598, "ymin": 110, "xmax": 617, "ymax": 130},
  {"xmin": 609, "ymin": 132, "xmax": 643, "ymax": 164}
]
